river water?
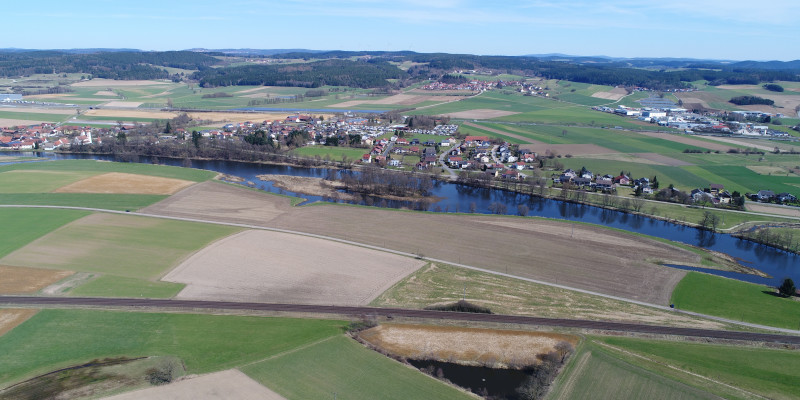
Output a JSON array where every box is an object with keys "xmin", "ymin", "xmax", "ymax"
[{"xmin": 3, "ymin": 152, "xmax": 798, "ymax": 286}]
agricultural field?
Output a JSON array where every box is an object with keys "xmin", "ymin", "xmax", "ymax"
[
  {"xmin": 671, "ymin": 272, "xmax": 800, "ymax": 330},
  {"xmin": 0, "ymin": 208, "xmax": 88, "ymax": 258},
  {"xmin": 0, "ymin": 309, "xmax": 345, "ymax": 392},
  {"xmin": 0, "ymin": 159, "xmax": 215, "ymax": 210},
  {"xmin": 548, "ymin": 343, "xmax": 719, "ymax": 400},
  {"xmin": 596, "ymin": 336, "xmax": 800, "ymax": 400},
  {"xmin": 0, "ymin": 213, "xmax": 240, "ymax": 296},
  {"xmin": 103, "ymin": 369, "xmax": 287, "ymax": 400},
  {"xmin": 241, "ymin": 335, "xmax": 474, "ymax": 400},
  {"xmin": 163, "ymin": 229, "xmax": 424, "ymax": 305}
]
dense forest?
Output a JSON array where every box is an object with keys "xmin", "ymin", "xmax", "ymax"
[
  {"xmin": 191, "ymin": 59, "xmax": 403, "ymax": 88},
  {"xmin": 0, "ymin": 51, "xmax": 220, "ymax": 79},
  {"xmin": 267, "ymin": 51, "xmax": 800, "ymax": 89}
]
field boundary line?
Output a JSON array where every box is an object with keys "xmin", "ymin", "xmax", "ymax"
[
  {"xmin": 593, "ymin": 341, "xmax": 767, "ymax": 400},
  {"xmin": 1, "ymin": 204, "xmax": 798, "ymax": 335},
  {"xmin": 239, "ymin": 335, "xmax": 338, "ymax": 368}
]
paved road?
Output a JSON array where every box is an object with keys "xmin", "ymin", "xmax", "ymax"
[
  {"xmin": 3, "ymin": 296, "xmax": 799, "ymax": 344},
  {"xmin": 438, "ymin": 140, "xmax": 461, "ymax": 179}
]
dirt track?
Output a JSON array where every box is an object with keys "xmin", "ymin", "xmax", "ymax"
[{"xmin": 142, "ymin": 183, "xmax": 694, "ymax": 305}]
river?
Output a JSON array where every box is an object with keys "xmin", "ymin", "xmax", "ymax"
[{"xmin": 3, "ymin": 151, "xmax": 798, "ymax": 286}]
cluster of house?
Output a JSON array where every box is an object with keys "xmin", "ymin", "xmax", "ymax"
[
  {"xmin": 0, "ymin": 124, "xmax": 100, "ymax": 151},
  {"xmin": 421, "ymin": 80, "xmax": 497, "ymax": 91},
  {"xmin": 594, "ymin": 105, "xmax": 790, "ymax": 137},
  {"xmin": 553, "ymin": 169, "xmax": 630, "ymax": 192},
  {"xmin": 750, "ymin": 190, "xmax": 798, "ymax": 204}
]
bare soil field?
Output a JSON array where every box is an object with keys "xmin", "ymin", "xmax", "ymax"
[
  {"xmin": 591, "ymin": 88, "xmax": 627, "ymax": 101},
  {"xmin": 94, "ymin": 91, "xmax": 119, "ymax": 97},
  {"xmin": 102, "ymin": 369, "xmax": 285, "ymax": 400},
  {"xmin": 0, "ymin": 309, "xmax": 37, "ymax": 337},
  {"xmin": 630, "ymin": 130, "xmax": 732, "ymax": 152},
  {"xmin": 0, "ymin": 118, "xmax": 58, "ymax": 127},
  {"xmin": 357, "ymin": 324, "xmax": 578, "ymax": 367},
  {"xmin": 138, "ymin": 181, "xmax": 293, "ymax": 226},
  {"xmin": 71, "ymin": 79, "xmax": 171, "ymax": 87},
  {"xmin": 631, "ymin": 153, "xmax": 694, "ymax": 166},
  {"xmin": 102, "ymin": 101, "xmax": 144, "ymax": 108},
  {"xmin": 440, "ymin": 109, "xmax": 520, "ymax": 119},
  {"xmin": 0, "ymin": 265, "xmax": 73, "ymax": 294},
  {"xmin": 163, "ymin": 230, "xmax": 425, "ymax": 305},
  {"xmin": 530, "ymin": 143, "xmax": 617, "ymax": 156},
  {"xmin": 700, "ymin": 136, "xmax": 776, "ymax": 152},
  {"xmin": 746, "ymin": 203, "xmax": 800, "ymax": 218},
  {"xmin": 0, "ymin": 107, "xmax": 76, "ymax": 115},
  {"xmin": 140, "ymin": 183, "xmax": 697, "ymax": 304},
  {"xmin": 53, "ymin": 172, "xmax": 195, "ymax": 195}
]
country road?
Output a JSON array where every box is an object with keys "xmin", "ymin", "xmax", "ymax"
[{"xmin": 2, "ymin": 296, "xmax": 800, "ymax": 344}]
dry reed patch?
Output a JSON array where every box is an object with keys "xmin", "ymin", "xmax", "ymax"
[
  {"xmin": 71, "ymin": 79, "xmax": 171, "ymax": 87},
  {"xmin": 101, "ymin": 101, "xmax": 143, "ymax": 108},
  {"xmin": 53, "ymin": 172, "xmax": 195, "ymax": 195},
  {"xmin": 358, "ymin": 324, "xmax": 578, "ymax": 367},
  {"xmin": 746, "ymin": 203, "xmax": 800, "ymax": 218},
  {"xmin": 102, "ymin": 369, "xmax": 286, "ymax": 400},
  {"xmin": 138, "ymin": 181, "xmax": 293, "ymax": 226},
  {"xmin": 440, "ymin": 109, "xmax": 520, "ymax": 119},
  {"xmin": 163, "ymin": 229, "xmax": 425, "ymax": 305},
  {"xmin": 0, "ymin": 309, "xmax": 38, "ymax": 337},
  {"xmin": 0, "ymin": 265, "xmax": 73, "ymax": 294}
]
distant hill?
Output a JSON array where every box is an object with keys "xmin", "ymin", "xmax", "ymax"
[{"xmin": 187, "ymin": 48, "xmax": 328, "ymax": 56}]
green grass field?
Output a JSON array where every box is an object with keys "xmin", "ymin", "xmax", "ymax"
[
  {"xmin": 0, "ymin": 159, "xmax": 216, "ymax": 182},
  {"xmin": 0, "ymin": 208, "xmax": 88, "ymax": 258},
  {"xmin": 548, "ymin": 344, "xmax": 718, "ymax": 400},
  {"xmin": 1, "ymin": 213, "xmax": 240, "ymax": 280},
  {"xmin": 292, "ymin": 146, "xmax": 366, "ymax": 161},
  {"xmin": 0, "ymin": 193, "xmax": 169, "ymax": 210},
  {"xmin": 671, "ymin": 272, "xmax": 800, "ymax": 329},
  {"xmin": 68, "ymin": 275, "xmax": 185, "ymax": 298},
  {"xmin": 0, "ymin": 170, "xmax": 98, "ymax": 193},
  {"xmin": 0, "ymin": 309, "xmax": 345, "ymax": 387},
  {"xmin": 0, "ymin": 110, "xmax": 71, "ymax": 123},
  {"xmin": 596, "ymin": 336, "xmax": 800, "ymax": 400},
  {"xmin": 242, "ymin": 335, "xmax": 473, "ymax": 400}
]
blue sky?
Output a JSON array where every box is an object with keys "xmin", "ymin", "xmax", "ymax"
[{"xmin": 4, "ymin": 0, "xmax": 798, "ymax": 60}]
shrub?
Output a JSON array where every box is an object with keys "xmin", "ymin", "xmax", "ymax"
[{"xmin": 425, "ymin": 300, "xmax": 493, "ymax": 314}]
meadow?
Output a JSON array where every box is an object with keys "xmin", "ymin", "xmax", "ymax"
[
  {"xmin": 671, "ymin": 272, "xmax": 800, "ymax": 330},
  {"xmin": 548, "ymin": 343, "xmax": 719, "ymax": 400},
  {"xmin": 0, "ymin": 208, "xmax": 88, "ymax": 258},
  {"xmin": 0, "ymin": 309, "xmax": 345, "ymax": 387},
  {"xmin": 597, "ymin": 336, "xmax": 800, "ymax": 400},
  {"xmin": 241, "ymin": 335, "xmax": 473, "ymax": 400}
]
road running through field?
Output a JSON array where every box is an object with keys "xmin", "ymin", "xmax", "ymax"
[
  {"xmin": 2, "ymin": 296, "xmax": 800, "ymax": 344},
  {"xmin": 1, "ymin": 204, "xmax": 798, "ymax": 335}
]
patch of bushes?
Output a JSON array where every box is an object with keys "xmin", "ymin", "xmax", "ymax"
[
  {"xmin": 763, "ymin": 83, "xmax": 784, "ymax": 92},
  {"xmin": 730, "ymin": 95, "xmax": 774, "ymax": 106},
  {"xmin": 200, "ymin": 92, "xmax": 233, "ymax": 99},
  {"xmin": 424, "ymin": 300, "xmax": 493, "ymax": 314}
]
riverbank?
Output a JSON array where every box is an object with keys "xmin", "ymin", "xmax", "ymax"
[{"xmin": 257, "ymin": 174, "xmax": 442, "ymax": 203}]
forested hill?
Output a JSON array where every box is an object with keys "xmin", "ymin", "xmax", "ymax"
[
  {"xmin": 266, "ymin": 51, "xmax": 800, "ymax": 89},
  {"xmin": 192, "ymin": 59, "xmax": 403, "ymax": 88},
  {"xmin": 0, "ymin": 51, "xmax": 220, "ymax": 80}
]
